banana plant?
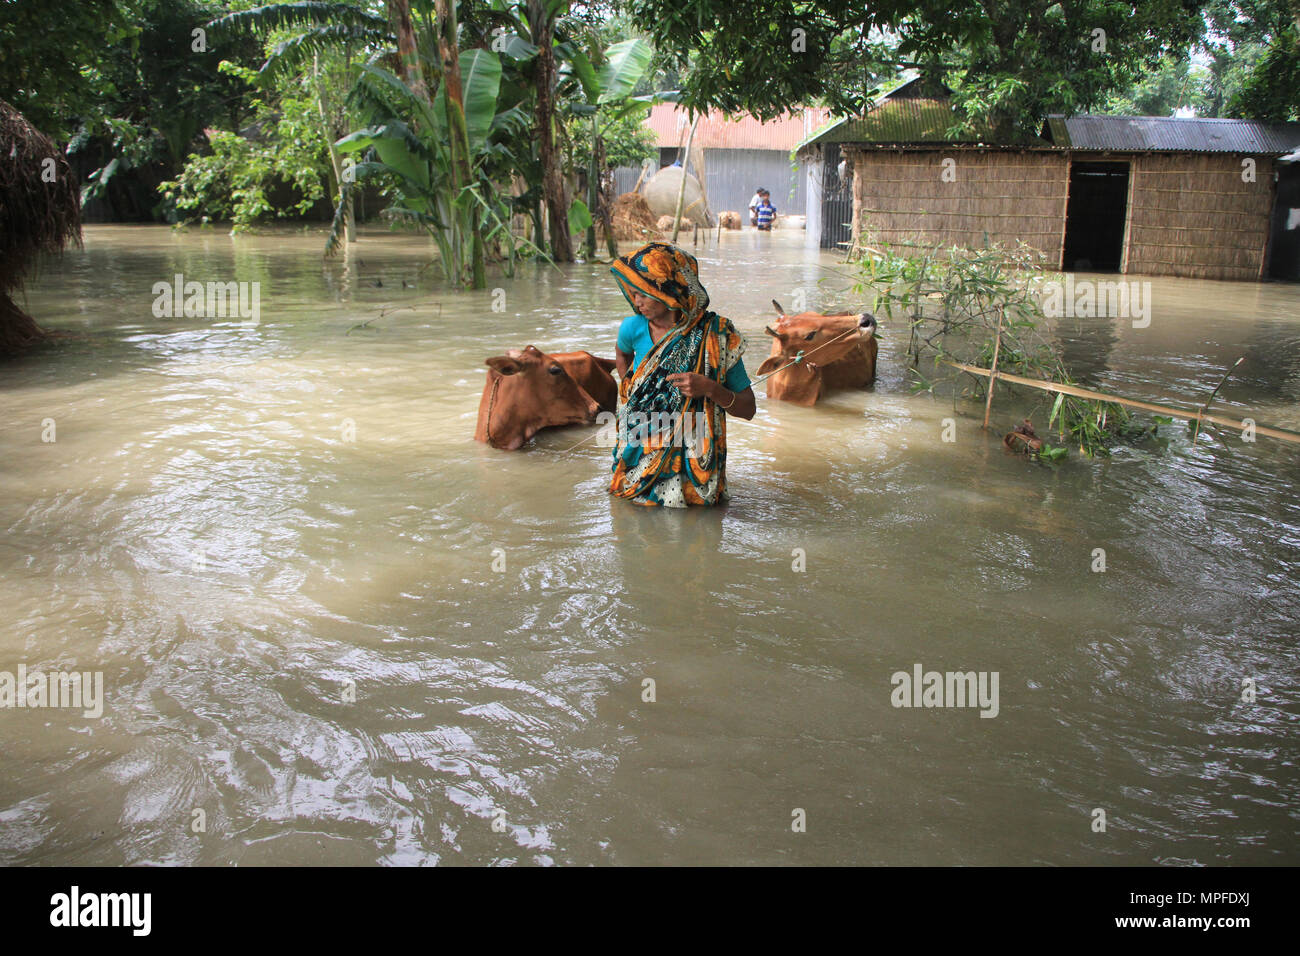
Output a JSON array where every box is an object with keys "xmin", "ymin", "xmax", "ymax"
[
  {"xmin": 326, "ymin": 47, "xmax": 544, "ymax": 286},
  {"xmin": 560, "ymin": 36, "xmax": 677, "ymax": 258}
]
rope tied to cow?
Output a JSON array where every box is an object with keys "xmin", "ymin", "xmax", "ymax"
[{"xmin": 746, "ymin": 323, "xmax": 864, "ymax": 388}]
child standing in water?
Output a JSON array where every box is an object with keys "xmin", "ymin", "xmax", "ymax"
[{"xmin": 755, "ymin": 190, "xmax": 776, "ymax": 231}]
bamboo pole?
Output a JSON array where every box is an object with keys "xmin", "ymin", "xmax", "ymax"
[
  {"xmin": 944, "ymin": 360, "xmax": 1300, "ymax": 445},
  {"xmin": 982, "ymin": 308, "xmax": 1004, "ymax": 429},
  {"xmin": 1193, "ymin": 357, "xmax": 1245, "ymax": 446},
  {"xmin": 671, "ymin": 115, "xmax": 700, "ymax": 244}
]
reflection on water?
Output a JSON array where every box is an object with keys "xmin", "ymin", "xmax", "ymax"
[{"xmin": 0, "ymin": 225, "xmax": 1297, "ymax": 865}]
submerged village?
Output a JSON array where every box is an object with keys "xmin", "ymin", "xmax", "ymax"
[{"xmin": 0, "ymin": 0, "xmax": 1298, "ymax": 874}]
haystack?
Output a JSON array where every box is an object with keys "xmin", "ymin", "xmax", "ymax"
[
  {"xmin": 0, "ymin": 100, "xmax": 81, "ymax": 354},
  {"xmin": 604, "ymin": 192, "xmax": 663, "ymax": 242}
]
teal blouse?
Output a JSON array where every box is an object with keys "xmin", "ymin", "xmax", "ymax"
[{"xmin": 616, "ymin": 315, "xmax": 752, "ymax": 391}]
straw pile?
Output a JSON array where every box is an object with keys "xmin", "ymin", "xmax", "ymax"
[
  {"xmin": 0, "ymin": 99, "xmax": 82, "ymax": 354},
  {"xmin": 604, "ymin": 192, "xmax": 663, "ymax": 242}
]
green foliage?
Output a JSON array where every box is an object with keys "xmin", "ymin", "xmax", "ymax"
[
  {"xmin": 566, "ymin": 107, "xmax": 655, "ymax": 171},
  {"xmin": 159, "ymin": 63, "xmax": 330, "ymax": 229},
  {"xmin": 624, "ymin": 0, "xmax": 1204, "ymax": 139},
  {"xmin": 1101, "ymin": 56, "xmax": 1212, "ymax": 117},
  {"xmin": 1100, "ymin": 0, "xmax": 1300, "ymax": 120},
  {"xmin": 0, "ymin": 0, "xmax": 143, "ymax": 138},
  {"xmin": 1226, "ymin": 24, "xmax": 1300, "ymax": 121},
  {"xmin": 65, "ymin": 0, "xmax": 258, "ymax": 216},
  {"xmin": 848, "ymin": 236, "xmax": 1161, "ymax": 458}
]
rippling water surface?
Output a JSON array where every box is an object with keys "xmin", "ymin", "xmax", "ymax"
[{"xmin": 1, "ymin": 225, "xmax": 1297, "ymax": 865}]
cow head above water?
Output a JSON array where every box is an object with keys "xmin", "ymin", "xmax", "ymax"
[
  {"xmin": 756, "ymin": 303, "xmax": 878, "ymax": 406},
  {"xmin": 475, "ymin": 346, "xmax": 616, "ymax": 450}
]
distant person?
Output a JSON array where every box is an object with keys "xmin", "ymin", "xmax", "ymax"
[
  {"xmin": 755, "ymin": 191, "xmax": 776, "ymax": 231},
  {"xmin": 748, "ymin": 187, "xmax": 765, "ymax": 227}
]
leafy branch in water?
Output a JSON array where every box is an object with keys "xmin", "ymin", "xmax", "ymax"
[{"xmin": 847, "ymin": 234, "xmax": 1157, "ymax": 458}]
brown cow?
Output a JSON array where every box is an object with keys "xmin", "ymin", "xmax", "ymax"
[
  {"xmin": 754, "ymin": 302, "xmax": 877, "ymax": 406},
  {"xmin": 475, "ymin": 346, "xmax": 617, "ymax": 450}
]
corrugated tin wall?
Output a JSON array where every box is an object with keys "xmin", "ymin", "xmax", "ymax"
[
  {"xmin": 1124, "ymin": 153, "xmax": 1274, "ymax": 280},
  {"xmin": 612, "ymin": 165, "xmax": 647, "ymax": 196},
  {"xmin": 610, "ymin": 149, "xmax": 807, "ymax": 222},
  {"xmin": 701, "ymin": 148, "xmax": 805, "ymax": 217},
  {"xmin": 819, "ymin": 144, "xmax": 854, "ymax": 250}
]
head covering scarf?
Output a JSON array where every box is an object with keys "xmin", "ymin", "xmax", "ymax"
[{"xmin": 608, "ymin": 242, "xmax": 746, "ymax": 508}]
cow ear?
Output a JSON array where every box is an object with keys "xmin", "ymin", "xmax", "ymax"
[
  {"xmin": 593, "ymin": 355, "xmax": 617, "ymax": 373},
  {"xmin": 756, "ymin": 356, "xmax": 783, "ymax": 376},
  {"xmin": 486, "ymin": 356, "xmax": 521, "ymax": 375}
]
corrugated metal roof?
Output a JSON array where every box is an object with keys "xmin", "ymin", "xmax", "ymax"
[
  {"xmin": 797, "ymin": 99, "xmax": 983, "ymax": 148},
  {"xmin": 1045, "ymin": 114, "xmax": 1300, "ymax": 154},
  {"xmin": 796, "ymin": 76, "xmax": 1000, "ymax": 150},
  {"xmin": 646, "ymin": 105, "xmax": 832, "ymax": 151}
]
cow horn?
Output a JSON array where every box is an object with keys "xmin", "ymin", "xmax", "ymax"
[
  {"xmin": 764, "ymin": 326, "xmax": 780, "ymax": 338},
  {"xmin": 771, "ymin": 299, "xmax": 785, "ymax": 316}
]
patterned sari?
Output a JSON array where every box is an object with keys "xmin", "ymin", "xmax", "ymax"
[{"xmin": 609, "ymin": 242, "xmax": 747, "ymax": 508}]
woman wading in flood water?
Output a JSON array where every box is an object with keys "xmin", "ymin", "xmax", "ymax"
[{"xmin": 609, "ymin": 242, "xmax": 756, "ymax": 507}]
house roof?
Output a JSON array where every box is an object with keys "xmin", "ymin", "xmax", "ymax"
[
  {"xmin": 797, "ymin": 78, "xmax": 1300, "ymax": 155},
  {"xmin": 646, "ymin": 104, "xmax": 832, "ymax": 151},
  {"xmin": 1044, "ymin": 114, "xmax": 1300, "ymax": 155},
  {"xmin": 795, "ymin": 75, "xmax": 1002, "ymax": 151}
]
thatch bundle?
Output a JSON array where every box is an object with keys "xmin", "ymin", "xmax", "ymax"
[
  {"xmin": 603, "ymin": 191, "xmax": 662, "ymax": 242},
  {"xmin": 0, "ymin": 99, "xmax": 82, "ymax": 354}
]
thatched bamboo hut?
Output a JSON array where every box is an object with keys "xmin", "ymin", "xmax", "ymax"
[
  {"xmin": 0, "ymin": 99, "xmax": 82, "ymax": 354},
  {"xmin": 797, "ymin": 78, "xmax": 1300, "ymax": 281}
]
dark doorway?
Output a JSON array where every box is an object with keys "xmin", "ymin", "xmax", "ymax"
[
  {"xmin": 1062, "ymin": 161, "xmax": 1130, "ymax": 271},
  {"xmin": 1266, "ymin": 161, "xmax": 1300, "ymax": 281}
]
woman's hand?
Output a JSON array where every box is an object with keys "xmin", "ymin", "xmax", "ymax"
[
  {"xmin": 665, "ymin": 372, "xmax": 713, "ymax": 398},
  {"xmin": 665, "ymin": 374, "xmax": 757, "ymax": 421}
]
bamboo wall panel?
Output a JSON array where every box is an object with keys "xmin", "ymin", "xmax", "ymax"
[
  {"xmin": 845, "ymin": 149, "xmax": 1069, "ymax": 261},
  {"xmin": 845, "ymin": 148, "xmax": 1277, "ymax": 281},
  {"xmin": 1124, "ymin": 154, "xmax": 1274, "ymax": 281}
]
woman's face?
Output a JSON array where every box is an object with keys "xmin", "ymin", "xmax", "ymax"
[{"xmin": 632, "ymin": 291, "xmax": 672, "ymax": 323}]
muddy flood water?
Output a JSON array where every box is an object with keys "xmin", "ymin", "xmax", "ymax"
[{"xmin": 1, "ymin": 224, "xmax": 1297, "ymax": 865}]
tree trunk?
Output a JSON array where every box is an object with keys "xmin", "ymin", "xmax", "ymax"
[
  {"xmin": 529, "ymin": 1, "xmax": 571, "ymax": 262},
  {"xmin": 389, "ymin": 0, "xmax": 429, "ymax": 104},
  {"xmin": 314, "ymin": 54, "xmax": 354, "ymax": 243},
  {"xmin": 0, "ymin": 293, "xmax": 47, "ymax": 355},
  {"xmin": 434, "ymin": 0, "xmax": 485, "ymax": 287},
  {"xmin": 596, "ymin": 133, "xmax": 618, "ymax": 260}
]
